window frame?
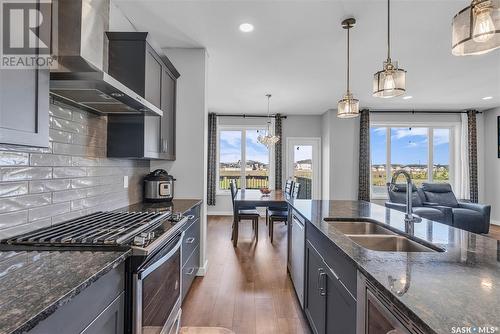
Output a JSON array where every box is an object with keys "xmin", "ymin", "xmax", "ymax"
[
  {"xmin": 370, "ymin": 122, "xmax": 457, "ymax": 200},
  {"xmin": 216, "ymin": 125, "xmax": 275, "ymax": 195}
]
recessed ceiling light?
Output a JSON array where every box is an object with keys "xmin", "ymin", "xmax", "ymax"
[
  {"xmin": 239, "ymin": 23, "xmax": 254, "ymax": 33},
  {"xmin": 482, "ymin": 96, "xmax": 493, "ymax": 100},
  {"xmin": 402, "ymin": 95, "xmax": 413, "ymax": 100}
]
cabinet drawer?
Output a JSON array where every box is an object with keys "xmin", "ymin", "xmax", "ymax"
[
  {"xmin": 306, "ymin": 223, "xmax": 357, "ymax": 297},
  {"xmin": 182, "ymin": 205, "xmax": 200, "ymax": 229},
  {"xmin": 29, "ymin": 263, "xmax": 125, "ymax": 333},
  {"xmin": 182, "ymin": 217, "xmax": 200, "ymax": 267},
  {"xmin": 182, "ymin": 245, "xmax": 199, "ymax": 301}
]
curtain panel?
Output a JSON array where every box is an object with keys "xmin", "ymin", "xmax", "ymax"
[
  {"xmin": 274, "ymin": 114, "xmax": 283, "ymax": 190},
  {"xmin": 467, "ymin": 110, "xmax": 479, "ymax": 203},
  {"xmin": 459, "ymin": 113, "xmax": 470, "ymax": 200},
  {"xmin": 207, "ymin": 113, "xmax": 217, "ymax": 205},
  {"xmin": 358, "ymin": 109, "xmax": 370, "ymax": 202}
]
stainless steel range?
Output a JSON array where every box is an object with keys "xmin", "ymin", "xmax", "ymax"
[{"xmin": 2, "ymin": 211, "xmax": 187, "ymax": 334}]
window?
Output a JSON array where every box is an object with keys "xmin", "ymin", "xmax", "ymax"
[
  {"xmin": 370, "ymin": 126, "xmax": 453, "ymax": 198},
  {"xmin": 218, "ymin": 128, "xmax": 271, "ymax": 192}
]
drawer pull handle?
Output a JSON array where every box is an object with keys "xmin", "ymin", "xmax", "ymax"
[
  {"xmin": 185, "ymin": 237, "xmax": 195, "ymax": 244},
  {"xmin": 186, "ymin": 268, "xmax": 195, "ymax": 275},
  {"xmin": 187, "ymin": 215, "xmax": 195, "ymax": 220}
]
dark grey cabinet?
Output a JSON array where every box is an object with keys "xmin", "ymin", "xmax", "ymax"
[
  {"xmin": 0, "ymin": 68, "xmax": 49, "ymax": 147},
  {"xmin": 80, "ymin": 293, "xmax": 124, "ymax": 334},
  {"xmin": 106, "ymin": 32, "xmax": 179, "ymax": 160},
  {"xmin": 304, "ymin": 224, "xmax": 357, "ymax": 334},
  {"xmin": 181, "ymin": 203, "xmax": 201, "ymax": 301},
  {"xmin": 305, "ymin": 241, "xmax": 326, "ymax": 334},
  {"xmin": 29, "ymin": 263, "xmax": 125, "ymax": 334}
]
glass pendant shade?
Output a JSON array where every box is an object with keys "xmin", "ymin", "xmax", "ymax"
[
  {"xmin": 337, "ymin": 93, "xmax": 360, "ymax": 118},
  {"xmin": 373, "ymin": 60, "xmax": 406, "ymax": 98},
  {"xmin": 452, "ymin": 0, "xmax": 500, "ymax": 56}
]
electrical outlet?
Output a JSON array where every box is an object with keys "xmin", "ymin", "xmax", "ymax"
[{"xmin": 123, "ymin": 176, "xmax": 129, "ymax": 188}]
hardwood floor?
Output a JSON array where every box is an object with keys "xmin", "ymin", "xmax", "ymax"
[
  {"xmin": 181, "ymin": 215, "xmax": 311, "ymax": 334},
  {"xmin": 487, "ymin": 224, "xmax": 500, "ymax": 240}
]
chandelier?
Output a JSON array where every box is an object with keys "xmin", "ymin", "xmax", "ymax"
[{"xmin": 258, "ymin": 94, "xmax": 280, "ymax": 147}]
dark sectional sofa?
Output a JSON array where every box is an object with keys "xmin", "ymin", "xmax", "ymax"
[{"xmin": 385, "ymin": 183, "xmax": 491, "ymax": 234}]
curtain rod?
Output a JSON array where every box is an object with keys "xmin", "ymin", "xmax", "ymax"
[
  {"xmin": 215, "ymin": 114, "xmax": 287, "ymax": 119},
  {"xmin": 369, "ymin": 110, "xmax": 482, "ymax": 114}
]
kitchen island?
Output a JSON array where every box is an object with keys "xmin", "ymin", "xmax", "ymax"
[{"xmin": 286, "ymin": 199, "xmax": 500, "ymax": 334}]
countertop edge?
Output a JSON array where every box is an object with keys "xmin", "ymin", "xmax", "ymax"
[{"xmin": 10, "ymin": 250, "xmax": 131, "ymax": 334}]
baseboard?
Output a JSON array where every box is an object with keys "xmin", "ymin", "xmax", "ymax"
[
  {"xmin": 196, "ymin": 259, "xmax": 208, "ymax": 276},
  {"xmin": 491, "ymin": 219, "xmax": 500, "ymax": 226},
  {"xmin": 207, "ymin": 211, "xmax": 233, "ymax": 216}
]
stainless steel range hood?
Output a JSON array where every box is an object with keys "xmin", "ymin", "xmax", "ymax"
[{"xmin": 49, "ymin": 0, "xmax": 162, "ymax": 116}]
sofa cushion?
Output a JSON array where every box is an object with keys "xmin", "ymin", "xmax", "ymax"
[
  {"xmin": 387, "ymin": 183, "xmax": 423, "ymax": 207},
  {"xmin": 412, "ymin": 207, "xmax": 447, "ymax": 224},
  {"xmin": 422, "ymin": 183, "xmax": 459, "ymax": 208},
  {"xmin": 451, "ymin": 208, "xmax": 485, "ymax": 233}
]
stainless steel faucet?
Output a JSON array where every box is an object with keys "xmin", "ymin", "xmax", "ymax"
[{"xmin": 389, "ymin": 170, "xmax": 421, "ymax": 234}]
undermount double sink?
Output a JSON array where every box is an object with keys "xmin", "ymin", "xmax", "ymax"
[{"xmin": 327, "ymin": 221, "xmax": 444, "ymax": 253}]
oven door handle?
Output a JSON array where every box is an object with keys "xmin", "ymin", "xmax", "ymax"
[{"xmin": 138, "ymin": 231, "xmax": 184, "ymax": 280}]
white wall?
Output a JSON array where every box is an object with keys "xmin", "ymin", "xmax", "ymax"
[
  {"xmin": 321, "ymin": 111, "xmax": 331, "ymax": 200},
  {"xmin": 483, "ymin": 107, "xmax": 500, "ymax": 225},
  {"xmin": 109, "ymin": 1, "xmax": 136, "ymax": 31},
  {"xmin": 151, "ymin": 48, "xmax": 209, "ymax": 272},
  {"xmin": 207, "ymin": 114, "xmax": 322, "ymax": 215},
  {"xmin": 321, "ymin": 109, "xmax": 360, "ymax": 200}
]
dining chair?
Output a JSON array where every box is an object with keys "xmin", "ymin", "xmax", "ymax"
[
  {"xmin": 230, "ymin": 180, "xmax": 260, "ymax": 247},
  {"xmin": 265, "ymin": 178, "xmax": 294, "ymax": 226},
  {"xmin": 268, "ymin": 182, "xmax": 301, "ymax": 243}
]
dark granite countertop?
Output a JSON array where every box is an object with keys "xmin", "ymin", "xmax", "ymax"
[
  {"xmin": 287, "ymin": 199, "xmax": 500, "ymax": 334},
  {"xmin": 0, "ymin": 199, "xmax": 201, "ymax": 334},
  {"xmin": 0, "ymin": 249, "xmax": 129, "ymax": 334},
  {"xmin": 120, "ymin": 198, "xmax": 202, "ymax": 215}
]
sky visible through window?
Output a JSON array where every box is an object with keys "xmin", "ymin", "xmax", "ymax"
[
  {"xmin": 220, "ymin": 129, "xmax": 268, "ymax": 164},
  {"xmin": 371, "ymin": 127, "xmax": 450, "ymax": 165}
]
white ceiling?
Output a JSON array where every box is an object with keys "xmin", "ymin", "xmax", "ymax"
[{"xmin": 115, "ymin": 0, "xmax": 500, "ymax": 115}]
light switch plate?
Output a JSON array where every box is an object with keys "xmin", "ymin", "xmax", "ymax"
[{"xmin": 123, "ymin": 176, "xmax": 129, "ymax": 188}]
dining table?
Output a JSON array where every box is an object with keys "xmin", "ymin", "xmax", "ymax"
[{"xmin": 232, "ymin": 189, "xmax": 287, "ymax": 246}]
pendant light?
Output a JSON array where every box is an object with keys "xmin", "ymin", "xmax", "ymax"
[
  {"xmin": 373, "ymin": 0, "xmax": 406, "ymax": 98},
  {"xmin": 257, "ymin": 94, "xmax": 280, "ymax": 147},
  {"xmin": 452, "ymin": 0, "xmax": 500, "ymax": 56},
  {"xmin": 337, "ymin": 18, "xmax": 360, "ymax": 119}
]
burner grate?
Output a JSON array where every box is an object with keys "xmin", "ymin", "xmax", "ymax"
[{"xmin": 4, "ymin": 211, "xmax": 169, "ymax": 246}]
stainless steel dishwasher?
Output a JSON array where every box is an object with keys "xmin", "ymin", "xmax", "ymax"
[{"xmin": 290, "ymin": 212, "xmax": 305, "ymax": 308}]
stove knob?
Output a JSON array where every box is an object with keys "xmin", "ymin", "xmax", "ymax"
[{"xmin": 133, "ymin": 236, "xmax": 146, "ymax": 246}]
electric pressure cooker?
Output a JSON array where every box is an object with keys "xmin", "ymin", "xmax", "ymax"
[{"xmin": 143, "ymin": 169, "xmax": 175, "ymax": 202}]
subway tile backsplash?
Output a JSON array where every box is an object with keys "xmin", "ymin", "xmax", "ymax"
[{"xmin": 0, "ymin": 100, "xmax": 149, "ymax": 238}]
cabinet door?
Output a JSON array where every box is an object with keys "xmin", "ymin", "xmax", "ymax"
[
  {"xmin": 305, "ymin": 241, "xmax": 326, "ymax": 334},
  {"xmin": 325, "ymin": 268, "xmax": 356, "ymax": 334},
  {"xmin": 0, "ymin": 69, "xmax": 49, "ymax": 147},
  {"xmin": 160, "ymin": 68, "xmax": 176, "ymax": 160},
  {"xmin": 81, "ymin": 292, "xmax": 124, "ymax": 334},
  {"xmin": 144, "ymin": 115, "xmax": 160, "ymax": 157},
  {"xmin": 144, "ymin": 46, "xmax": 162, "ymax": 108}
]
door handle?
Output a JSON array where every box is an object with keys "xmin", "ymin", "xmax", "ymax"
[
  {"xmin": 186, "ymin": 268, "xmax": 195, "ymax": 275},
  {"xmin": 318, "ymin": 268, "xmax": 326, "ymax": 296},
  {"xmin": 185, "ymin": 237, "xmax": 195, "ymax": 244}
]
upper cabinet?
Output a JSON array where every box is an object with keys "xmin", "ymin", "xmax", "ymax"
[
  {"xmin": 106, "ymin": 32, "xmax": 180, "ymax": 160},
  {"xmin": 0, "ymin": 68, "xmax": 49, "ymax": 148}
]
